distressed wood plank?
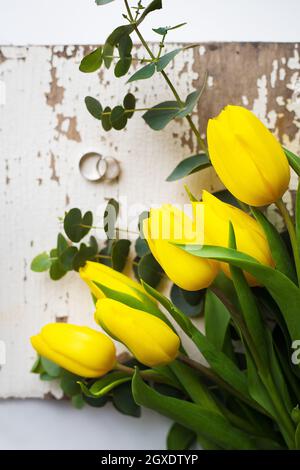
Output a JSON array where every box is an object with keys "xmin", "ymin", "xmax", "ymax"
[{"xmin": 0, "ymin": 43, "xmax": 299, "ymax": 397}]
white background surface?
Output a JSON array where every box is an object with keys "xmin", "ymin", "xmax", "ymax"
[
  {"xmin": 1, "ymin": 0, "xmax": 300, "ymax": 44},
  {"xmin": 1, "ymin": 0, "xmax": 300, "ymax": 451}
]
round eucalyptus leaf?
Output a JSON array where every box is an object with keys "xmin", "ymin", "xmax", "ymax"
[
  {"xmin": 111, "ymin": 106, "xmax": 127, "ymax": 130},
  {"xmin": 64, "ymin": 208, "xmax": 93, "ymax": 243},
  {"xmin": 102, "ymin": 106, "xmax": 112, "ymax": 131},
  {"xmin": 49, "ymin": 260, "xmax": 67, "ymax": 280},
  {"xmin": 114, "ymin": 57, "xmax": 132, "ymax": 77},
  {"xmin": 170, "ymin": 284, "xmax": 205, "ymax": 317},
  {"xmin": 79, "ymin": 47, "xmax": 102, "ymax": 73},
  {"xmin": 123, "ymin": 93, "xmax": 136, "ymax": 118},
  {"xmin": 85, "ymin": 96, "xmax": 103, "ymax": 120},
  {"xmin": 112, "ymin": 382, "xmax": 141, "ymax": 418},
  {"xmin": 112, "ymin": 239, "xmax": 131, "ymax": 272},
  {"xmin": 31, "ymin": 252, "xmax": 51, "ymax": 272},
  {"xmin": 138, "ymin": 252, "xmax": 164, "ymax": 288}
]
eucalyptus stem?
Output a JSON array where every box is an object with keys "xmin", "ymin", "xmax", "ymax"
[
  {"xmin": 123, "ymin": 0, "xmax": 207, "ymax": 153},
  {"xmin": 276, "ymin": 198, "xmax": 300, "ymax": 284},
  {"xmin": 101, "ymin": 106, "xmax": 180, "ymax": 116}
]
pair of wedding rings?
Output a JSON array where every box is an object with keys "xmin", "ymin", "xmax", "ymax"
[{"xmin": 79, "ymin": 152, "xmax": 120, "ymax": 182}]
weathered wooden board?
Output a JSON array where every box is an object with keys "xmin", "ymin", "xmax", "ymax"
[{"xmin": 0, "ymin": 43, "xmax": 299, "ymax": 398}]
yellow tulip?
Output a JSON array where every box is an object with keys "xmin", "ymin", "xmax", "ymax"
[
  {"xmin": 207, "ymin": 105, "xmax": 290, "ymax": 206},
  {"xmin": 79, "ymin": 260, "xmax": 151, "ymax": 302},
  {"xmin": 143, "ymin": 204, "xmax": 218, "ymax": 291},
  {"xmin": 95, "ymin": 298, "xmax": 180, "ymax": 367},
  {"xmin": 200, "ymin": 190, "xmax": 274, "ymax": 285},
  {"xmin": 31, "ymin": 323, "xmax": 116, "ymax": 378}
]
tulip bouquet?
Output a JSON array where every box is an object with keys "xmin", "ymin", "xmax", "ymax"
[{"xmin": 30, "ymin": 0, "xmax": 300, "ymax": 451}]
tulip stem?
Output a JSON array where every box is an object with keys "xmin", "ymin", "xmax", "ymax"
[
  {"xmin": 115, "ymin": 362, "xmax": 180, "ymax": 388},
  {"xmin": 177, "ymin": 353, "xmax": 271, "ymax": 417},
  {"xmin": 276, "ymin": 198, "xmax": 300, "ymax": 284}
]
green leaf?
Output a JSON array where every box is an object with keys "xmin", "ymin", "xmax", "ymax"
[
  {"xmin": 169, "ymin": 361, "xmax": 220, "ymax": 413},
  {"xmin": 31, "ymin": 252, "xmax": 51, "ymax": 272},
  {"xmin": 284, "ymin": 147, "xmax": 300, "ymax": 176},
  {"xmin": 153, "ymin": 23, "xmax": 187, "ymax": 36},
  {"xmin": 135, "ymin": 236, "xmax": 150, "ymax": 257},
  {"xmin": 118, "ymin": 34, "xmax": 132, "ymax": 59},
  {"xmin": 132, "ymin": 370, "xmax": 257, "ymax": 450},
  {"xmin": 181, "ymin": 244, "xmax": 300, "ymax": 343},
  {"xmin": 170, "ymin": 284, "xmax": 205, "ymax": 317},
  {"xmin": 213, "ymin": 189, "xmax": 240, "ymax": 208},
  {"xmin": 104, "ymin": 198, "xmax": 119, "ymax": 238},
  {"xmin": 101, "ymin": 106, "xmax": 112, "ymax": 131},
  {"xmin": 64, "ymin": 208, "xmax": 93, "ymax": 243},
  {"xmin": 252, "ymin": 208, "xmax": 297, "ymax": 283},
  {"xmin": 296, "ymin": 423, "xmax": 300, "ymax": 449},
  {"xmin": 176, "ymin": 89, "xmax": 202, "ymax": 118},
  {"xmin": 156, "ymin": 48, "xmax": 181, "ymax": 72},
  {"xmin": 111, "ymin": 105, "xmax": 127, "ymax": 130},
  {"xmin": 137, "ymin": 0, "xmax": 162, "ymax": 23},
  {"xmin": 40, "ymin": 373, "xmax": 55, "ymax": 381},
  {"xmin": 115, "ymin": 34, "xmax": 132, "ymax": 77},
  {"xmin": 83, "ymin": 394, "xmax": 108, "ymax": 407},
  {"xmin": 127, "ymin": 63, "xmax": 156, "ymax": 83},
  {"xmin": 84, "ymin": 96, "xmax": 103, "ymax": 120},
  {"xmin": 57, "ymin": 233, "xmax": 68, "ymax": 256},
  {"xmin": 41, "ymin": 357, "xmax": 61, "ymax": 378},
  {"xmin": 205, "ymin": 289, "xmax": 231, "ymax": 352},
  {"xmin": 106, "ymin": 25, "xmax": 135, "ymax": 47},
  {"xmin": 143, "ymin": 100, "xmax": 179, "ymax": 130},
  {"xmin": 114, "ymin": 57, "xmax": 132, "ymax": 77},
  {"xmin": 102, "ymin": 41, "xmax": 114, "ymax": 69},
  {"xmin": 60, "ymin": 373, "xmax": 81, "ymax": 397},
  {"xmin": 31, "ymin": 356, "xmax": 43, "ymax": 374},
  {"xmin": 79, "ymin": 47, "xmax": 102, "ymax": 73},
  {"xmin": 296, "ymin": 181, "xmax": 300, "ymax": 264},
  {"xmin": 245, "ymin": 346, "xmax": 276, "ymax": 418},
  {"xmin": 166, "ymin": 153, "xmax": 211, "ymax": 182},
  {"xmin": 49, "ymin": 260, "xmax": 67, "ymax": 280},
  {"xmin": 228, "ymin": 222, "xmax": 269, "ymax": 371},
  {"xmin": 73, "ymin": 243, "xmax": 97, "ymax": 271},
  {"xmin": 59, "ymin": 246, "xmax": 78, "ymax": 271},
  {"xmin": 95, "ymin": 0, "xmax": 115, "ymax": 5},
  {"xmin": 79, "ymin": 372, "xmax": 131, "ymax": 398},
  {"xmin": 71, "ymin": 394, "xmax": 85, "ymax": 409},
  {"xmin": 167, "ymin": 422, "xmax": 196, "ymax": 450},
  {"xmin": 112, "ymin": 239, "xmax": 131, "ymax": 271},
  {"xmin": 123, "ymin": 93, "xmax": 136, "ymax": 118},
  {"xmin": 112, "ymin": 382, "xmax": 141, "ymax": 417},
  {"xmin": 138, "ymin": 252, "xmax": 164, "ymax": 287}
]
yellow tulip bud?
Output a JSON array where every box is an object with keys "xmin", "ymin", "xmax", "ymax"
[
  {"xmin": 95, "ymin": 298, "xmax": 180, "ymax": 367},
  {"xmin": 31, "ymin": 323, "xmax": 116, "ymax": 378},
  {"xmin": 201, "ymin": 191, "xmax": 274, "ymax": 285},
  {"xmin": 143, "ymin": 204, "xmax": 218, "ymax": 291},
  {"xmin": 79, "ymin": 261, "xmax": 151, "ymax": 302},
  {"xmin": 207, "ymin": 105, "xmax": 290, "ymax": 206}
]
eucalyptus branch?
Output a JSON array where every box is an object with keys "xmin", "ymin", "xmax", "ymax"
[{"xmin": 123, "ymin": 0, "xmax": 207, "ymax": 153}]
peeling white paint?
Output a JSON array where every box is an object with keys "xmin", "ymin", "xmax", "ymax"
[
  {"xmin": 270, "ymin": 59, "xmax": 278, "ymax": 88},
  {"xmin": 207, "ymin": 75, "xmax": 214, "ymax": 87},
  {"xmin": 242, "ymin": 95, "xmax": 249, "ymax": 106}
]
